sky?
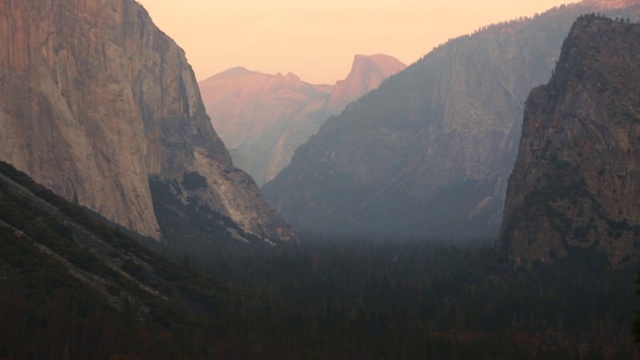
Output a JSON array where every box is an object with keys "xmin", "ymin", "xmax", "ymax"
[{"xmin": 137, "ymin": 0, "xmax": 577, "ymax": 84}]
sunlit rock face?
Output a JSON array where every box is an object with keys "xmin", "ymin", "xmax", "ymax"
[
  {"xmin": 199, "ymin": 54, "xmax": 406, "ymax": 186},
  {"xmin": 263, "ymin": 1, "xmax": 640, "ymax": 239},
  {"xmin": 199, "ymin": 68, "xmax": 333, "ymax": 187},
  {"xmin": 499, "ymin": 16, "xmax": 640, "ymax": 268},
  {"xmin": 327, "ymin": 54, "xmax": 407, "ymax": 114},
  {"xmin": 0, "ymin": 0, "xmax": 296, "ymax": 243}
]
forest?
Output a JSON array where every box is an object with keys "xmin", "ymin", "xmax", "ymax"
[
  {"xmin": 0, "ymin": 162, "xmax": 639, "ymax": 359},
  {"xmin": 152, "ymin": 235, "xmax": 640, "ymax": 359}
]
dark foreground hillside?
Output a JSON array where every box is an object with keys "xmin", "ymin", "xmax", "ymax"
[{"xmin": 0, "ymin": 161, "xmax": 257, "ymax": 359}]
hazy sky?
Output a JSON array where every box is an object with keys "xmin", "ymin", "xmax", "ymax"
[{"xmin": 138, "ymin": 0, "xmax": 576, "ymax": 84}]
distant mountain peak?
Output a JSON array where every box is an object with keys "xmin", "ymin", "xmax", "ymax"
[
  {"xmin": 263, "ymin": 1, "xmax": 640, "ymax": 239},
  {"xmin": 281, "ymin": 72, "xmax": 302, "ymax": 82},
  {"xmin": 345, "ymin": 53, "xmax": 407, "ymax": 81},
  {"xmin": 223, "ymin": 66, "xmax": 251, "ymax": 75},
  {"xmin": 352, "ymin": 53, "xmax": 407, "ymax": 70},
  {"xmin": 199, "ymin": 54, "xmax": 405, "ymax": 186},
  {"xmin": 327, "ymin": 53, "xmax": 406, "ymax": 113}
]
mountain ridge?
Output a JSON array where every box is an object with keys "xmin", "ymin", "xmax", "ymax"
[
  {"xmin": 327, "ymin": 54, "xmax": 407, "ymax": 113},
  {"xmin": 199, "ymin": 54, "xmax": 406, "ymax": 185},
  {"xmin": 263, "ymin": 0, "xmax": 640, "ymax": 238}
]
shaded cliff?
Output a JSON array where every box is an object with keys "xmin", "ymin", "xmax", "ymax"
[
  {"xmin": 199, "ymin": 55, "xmax": 406, "ymax": 186},
  {"xmin": 498, "ymin": 15, "xmax": 640, "ymax": 268},
  {"xmin": 263, "ymin": 0, "xmax": 640, "ymax": 238},
  {"xmin": 0, "ymin": 0, "xmax": 295, "ymax": 243}
]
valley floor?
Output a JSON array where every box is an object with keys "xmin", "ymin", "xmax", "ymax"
[{"xmin": 153, "ymin": 235, "xmax": 640, "ymax": 359}]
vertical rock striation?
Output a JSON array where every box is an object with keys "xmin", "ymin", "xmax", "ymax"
[
  {"xmin": 263, "ymin": 0, "xmax": 640, "ymax": 239},
  {"xmin": 0, "ymin": 0, "xmax": 295, "ymax": 243},
  {"xmin": 499, "ymin": 16, "xmax": 640, "ymax": 267}
]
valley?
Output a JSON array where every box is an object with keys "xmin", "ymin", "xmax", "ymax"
[
  {"xmin": 199, "ymin": 54, "xmax": 406, "ymax": 186},
  {"xmin": 0, "ymin": 0, "xmax": 639, "ymax": 359}
]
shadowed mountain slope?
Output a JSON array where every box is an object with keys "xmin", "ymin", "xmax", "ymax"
[
  {"xmin": 0, "ymin": 161, "xmax": 255, "ymax": 358},
  {"xmin": 263, "ymin": 0, "xmax": 640, "ymax": 239},
  {"xmin": 499, "ymin": 15, "xmax": 640, "ymax": 268}
]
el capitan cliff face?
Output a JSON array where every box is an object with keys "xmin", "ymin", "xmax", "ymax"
[
  {"xmin": 0, "ymin": 0, "xmax": 295, "ymax": 243},
  {"xmin": 499, "ymin": 16, "xmax": 640, "ymax": 267}
]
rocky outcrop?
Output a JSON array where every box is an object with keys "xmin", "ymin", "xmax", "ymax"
[
  {"xmin": 498, "ymin": 15, "xmax": 640, "ymax": 268},
  {"xmin": 327, "ymin": 54, "xmax": 407, "ymax": 114},
  {"xmin": 0, "ymin": 0, "xmax": 295, "ymax": 243},
  {"xmin": 263, "ymin": 1, "xmax": 640, "ymax": 238},
  {"xmin": 199, "ymin": 55, "xmax": 406, "ymax": 186}
]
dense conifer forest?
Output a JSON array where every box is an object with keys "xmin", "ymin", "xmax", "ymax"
[
  {"xmin": 0, "ymin": 163, "xmax": 639, "ymax": 359},
  {"xmin": 151, "ymin": 236, "xmax": 640, "ymax": 359}
]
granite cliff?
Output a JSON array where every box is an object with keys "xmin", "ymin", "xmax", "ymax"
[
  {"xmin": 327, "ymin": 54, "xmax": 407, "ymax": 114},
  {"xmin": 0, "ymin": 0, "xmax": 295, "ymax": 243},
  {"xmin": 199, "ymin": 55, "xmax": 406, "ymax": 186},
  {"xmin": 499, "ymin": 15, "xmax": 640, "ymax": 267},
  {"xmin": 263, "ymin": 0, "xmax": 640, "ymax": 238}
]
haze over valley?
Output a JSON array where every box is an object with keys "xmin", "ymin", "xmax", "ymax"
[{"xmin": 1, "ymin": 0, "xmax": 640, "ymax": 358}]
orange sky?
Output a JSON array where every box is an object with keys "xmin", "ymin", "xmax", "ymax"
[{"xmin": 137, "ymin": 0, "xmax": 577, "ymax": 84}]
